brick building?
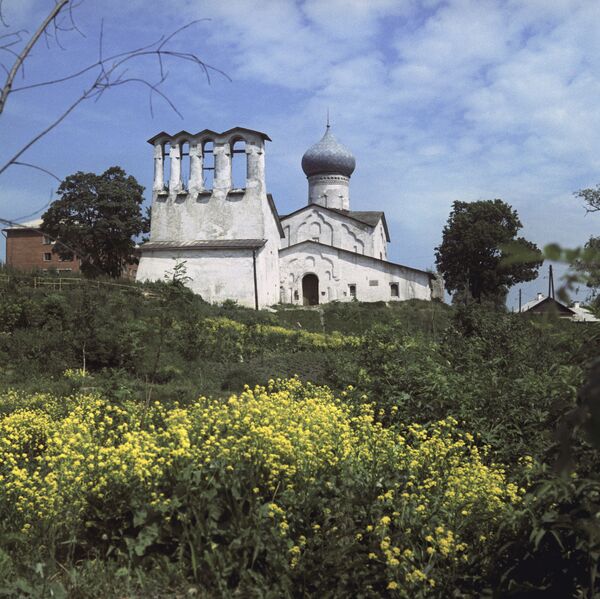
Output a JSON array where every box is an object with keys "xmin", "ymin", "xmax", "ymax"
[
  {"xmin": 2, "ymin": 218, "xmax": 139, "ymax": 279},
  {"xmin": 2, "ymin": 219, "xmax": 81, "ymax": 273}
]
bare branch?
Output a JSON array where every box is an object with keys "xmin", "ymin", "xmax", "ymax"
[
  {"xmin": 0, "ymin": 91, "xmax": 85, "ymax": 177},
  {"xmin": 12, "ymin": 160, "xmax": 62, "ymax": 182},
  {"xmin": 0, "ymin": 0, "xmax": 70, "ymax": 115},
  {"xmin": 0, "ymin": 15, "xmax": 228, "ymax": 181},
  {"xmin": 0, "ymin": 0, "xmax": 8, "ymax": 28}
]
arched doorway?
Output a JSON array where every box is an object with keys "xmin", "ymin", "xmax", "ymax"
[{"xmin": 302, "ymin": 273, "xmax": 319, "ymax": 306}]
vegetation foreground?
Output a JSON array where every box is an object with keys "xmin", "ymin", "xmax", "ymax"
[{"xmin": 0, "ymin": 272, "xmax": 599, "ymax": 597}]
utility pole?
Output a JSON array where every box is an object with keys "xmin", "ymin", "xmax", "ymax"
[
  {"xmin": 548, "ymin": 264, "xmax": 555, "ymax": 299},
  {"xmin": 518, "ymin": 288, "xmax": 522, "ymax": 312}
]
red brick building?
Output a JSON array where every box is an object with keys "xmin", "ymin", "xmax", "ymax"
[
  {"xmin": 2, "ymin": 218, "xmax": 139, "ymax": 279},
  {"xmin": 2, "ymin": 219, "xmax": 81, "ymax": 273}
]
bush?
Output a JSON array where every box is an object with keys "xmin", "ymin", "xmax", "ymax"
[{"xmin": 0, "ymin": 380, "xmax": 522, "ymax": 597}]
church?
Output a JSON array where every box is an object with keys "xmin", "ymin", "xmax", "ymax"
[{"xmin": 136, "ymin": 125, "xmax": 443, "ymax": 308}]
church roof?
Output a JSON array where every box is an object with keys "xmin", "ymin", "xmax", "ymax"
[
  {"xmin": 301, "ymin": 127, "xmax": 356, "ymax": 178},
  {"xmin": 140, "ymin": 239, "xmax": 267, "ymax": 251},
  {"xmin": 279, "ymin": 205, "xmax": 390, "ymax": 241},
  {"xmin": 147, "ymin": 127, "xmax": 271, "ymax": 145},
  {"xmin": 267, "ymin": 194, "xmax": 285, "ymax": 238},
  {"xmin": 281, "ymin": 239, "xmax": 434, "ymax": 278}
]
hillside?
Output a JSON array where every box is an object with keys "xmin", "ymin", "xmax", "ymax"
[{"xmin": 0, "ymin": 270, "xmax": 599, "ymax": 597}]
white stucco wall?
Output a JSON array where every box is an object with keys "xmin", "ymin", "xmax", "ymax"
[
  {"xmin": 372, "ymin": 221, "xmax": 388, "ymax": 261},
  {"xmin": 137, "ymin": 249, "xmax": 262, "ymax": 307},
  {"xmin": 279, "ymin": 241, "xmax": 433, "ymax": 305},
  {"xmin": 280, "ymin": 206, "xmax": 383, "ymax": 258}
]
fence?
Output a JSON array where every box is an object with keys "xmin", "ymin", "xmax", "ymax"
[{"xmin": 0, "ymin": 274, "xmax": 150, "ymax": 295}]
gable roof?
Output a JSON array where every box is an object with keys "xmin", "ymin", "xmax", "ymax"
[
  {"xmin": 140, "ymin": 239, "xmax": 267, "ymax": 251},
  {"xmin": 267, "ymin": 193, "xmax": 285, "ymax": 238},
  {"xmin": 280, "ymin": 239, "xmax": 434, "ymax": 278},
  {"xmin": 280, "ymin": 204, "xmax": 390, "ymax": 241},
  {"xmin": 520, "ymin": 295, "xmax": 575, "ymax": 315}
]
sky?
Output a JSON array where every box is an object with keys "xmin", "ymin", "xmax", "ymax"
[{"xmin": 1, "ymin": 0, "xmax": 599, "ymax": 309}]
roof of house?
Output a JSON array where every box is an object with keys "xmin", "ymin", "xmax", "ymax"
[
  {"xmin": 2, "ymin": 218, "xmax": 43, "ymax": 232},
  {"xmin": 570, "ymin": 303, "xmax": 600, "ymax": 322},
  {"xmin": 520, "ymin": 295, "xmax": 575, "ymax": 315},
  {"xmin": 140, "ymin": 239, "xmax": 267, "ymax": 251},
  {"xmin": 280, "ymin": 205, "xmax": 390, "ymax": 241},
  {"xmin": 280, "ymin": 239, "xmax": 434, "ymax": 278}
]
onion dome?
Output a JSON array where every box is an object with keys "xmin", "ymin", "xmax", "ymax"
[{"xmin": 301, "ymin": 126, "xmax": 356, "ymax": 178}]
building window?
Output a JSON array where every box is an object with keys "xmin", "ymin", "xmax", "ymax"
[
  {"xmin": 349, "ymin": 284, "xmax": 356, "ymax": 298},
  {"xmin": 390, "ymin": 283, "xmax": 399, "ymax": 297},
  {"xmin": 43, "ymin": 252, "xmax": 52, "ymax": 261},
  {"xmin": 312, "ymin": 237, "xmax": 319, "ymax": 242},
  {"xmin": 42, "ymin": 235, "xmax": 52, "ymax": 245}
]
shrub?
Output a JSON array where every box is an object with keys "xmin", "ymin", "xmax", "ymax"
[{"xmin": 0, "ymin": 380, "xmax": 522, "ymax": 597}]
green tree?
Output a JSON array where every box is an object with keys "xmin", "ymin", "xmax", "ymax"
[
  {"xmin": 435, "ymin": 199, "xmax": 542, "ymax": 304},
  {"xmin": 42, "ymin": 166, "xmax": 148, "ymax": 278}
]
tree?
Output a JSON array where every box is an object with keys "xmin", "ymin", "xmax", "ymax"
[
  {"xmin": 571, "ymin": 185, "xmax": 600, "ymax": 302},
  {"xmin": 574, "ymin": 183, "xmax": 600, "ymax": 213},
  {"xmin": 435, "ymin": 199, "xmax": 543, "ymax": 304},
  {"xmin": 0, "ymin": 2, "xmax": 222, "ymax": 185},
  {"xmin": 41, "ymin": 166, "xmax": 148, "ymax": 278}
]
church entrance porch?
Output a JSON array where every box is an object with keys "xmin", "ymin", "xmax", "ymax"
[{"xmin": 302, "ymin": 273, "xmax": 319, "ymax": 306}]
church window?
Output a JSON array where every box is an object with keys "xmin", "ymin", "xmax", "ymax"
[
  {"xmin": 349, "ymin": 284, "xmax": 356, "ymax": 298},
  {"xmin": 180, "ymin": 141, "xmax": 190, "ymax": 188},
  {"xmin": 369, "ymin": 280, "xmax": 379, "ymax": 286},
  {"xmin": 202, "ymin": 141, "xmax": 214, "ymax": 189},
  {"xmin": 390, "ymin": 283, "xmax": 399, "ymax": 297},
  {"xmin": 312, "ymin": 237, "xmax": 319, "ymax": 242},
  {"xmin": 294, "ymin": 289, "xmax": 299, "ymax": 300},
  {"xmin": 231, "ymin": 139, "xmax": 246, "ymax": 189}
]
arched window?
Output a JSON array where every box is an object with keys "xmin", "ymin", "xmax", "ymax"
[
  {"xmin": 202, "ymin": 141, "xmax": 214, "ymax": 190},
  {"xmin": 163, "ymin": 142, "xmax": 171, "ymax": 187},
  {"xmin": 180, "ymin": 141, "xmax": 190, "ymax": 189},
  {"xmin": 231, "ymin": 139, "xmax": 246, "ymax": 189}
]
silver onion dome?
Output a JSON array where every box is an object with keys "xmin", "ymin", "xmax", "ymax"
[{"xmin": 301, "ymin": 127, "xmax": 356, "ymax": 178}]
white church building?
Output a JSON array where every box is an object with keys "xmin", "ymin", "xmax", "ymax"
[{"xmin": 136, "ymin": 125, "xmax": 443, "ymax": 308}]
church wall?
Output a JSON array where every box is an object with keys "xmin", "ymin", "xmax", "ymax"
[
  {"xmin": 372, "ymin": 221, "xmax": 388, "ymax": 261},
  {"xmin": 281, "ymin": 207, "xmax": 377, "ymax": 257},
  {"xmin": 255, "ymin": 240, "xmax": 280, "ymax": 307},
  {"xmin": 279, "ymin": 243, "xmax": 433, "ymax": 305},
  {"xmin": 136, "ymin": 249, "xmax": 259, "ymax": 307}
]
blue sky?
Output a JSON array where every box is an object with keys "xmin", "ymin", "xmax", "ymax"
[{"xmin": 2, "ymin": 0, "xmax": 599, "ymax": 308}]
